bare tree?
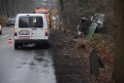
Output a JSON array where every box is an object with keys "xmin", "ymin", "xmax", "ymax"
[{"xmin": 0, "ymin": 0, "xmax": 34, "ymax": 17}]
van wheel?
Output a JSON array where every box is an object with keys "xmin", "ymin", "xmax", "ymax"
[
  {"xmin": 45, "ymin": 42, "xmax": 50, "ymax": 49},
  {"xmin": 7, "ymin": 24, "xmax": 10, "ymax": 27},
  {"xmin": 14, "ymin": 43, "xmax": 19, "ymax": 49}
]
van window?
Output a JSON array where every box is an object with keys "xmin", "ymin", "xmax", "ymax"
[{"xmin": 19, "ymin": 16, "xmax": 43, "ymax": 28}]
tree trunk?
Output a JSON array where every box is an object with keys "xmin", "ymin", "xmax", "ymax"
[{"xmin": 113, "ymin": 0, "xmax": 124, "ymax": 82}]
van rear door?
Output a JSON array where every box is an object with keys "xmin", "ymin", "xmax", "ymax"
[
  {"xmin": 17, "ymin": 16, "xmax": 32, "ymax": 39},
  {"xmin": 18, "ymin": 16, "xmax": 45, "ymax": 39},
  {"xmin": 31, "ymin": 16, "xmax": 45, "ymax": 39}
]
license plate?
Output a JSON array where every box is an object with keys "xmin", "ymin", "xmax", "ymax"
[
  {"xmin": 19, "ymin": 30, "xmax": 30, "ymax": 35},
  {"xmin": 19, "ymin": 36, "xmax": 30, "ymax": 39}
]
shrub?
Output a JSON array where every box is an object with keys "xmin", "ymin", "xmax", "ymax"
[{"xmin": 0, "ymin": 16, "xmax": 7, "ymax": 26}]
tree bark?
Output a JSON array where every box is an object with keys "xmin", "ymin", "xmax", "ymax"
[{"xmin": 113, "ymin": 0, "xmax": 124, "ymax": 82}]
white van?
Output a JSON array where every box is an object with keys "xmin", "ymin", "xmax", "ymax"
[{"xmin": 14, "ymin": 13, "xmax": 49, "ymax": 49}]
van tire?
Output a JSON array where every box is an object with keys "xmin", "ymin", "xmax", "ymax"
[
  {"xmin": 14, "ymin": 43, "xmax": 19, "ymax": 49},
  {"xmin": 45, "ymin": 42, "xmax": 50, "ymax": 49},
  {"xmin": 0, "ymin": 31, "xmax": 2, "ymax": 35}
]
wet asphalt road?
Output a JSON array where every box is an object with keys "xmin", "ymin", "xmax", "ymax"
[
  {"xmin": 0, "ymin": 27, "xmax": 56, "ymax": 83},
  {"xmin": 0, "ymin": 0, "xmax": 59, "ymax": 82}
]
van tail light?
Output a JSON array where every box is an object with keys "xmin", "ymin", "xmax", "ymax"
[
  {"xmin": 0, "ymin": 25, "xmax": 1, "ymax": 30},
  {"xmin": 45, "ymin": 28, "xmax": 48, "ymax": 36},
  {"xmin": 14, "ymin": 32, "xmax": 17, "ymax": 36},
  {"xmin": 14, "ymin": 29, "xmax": 17, "ymax": 36}
]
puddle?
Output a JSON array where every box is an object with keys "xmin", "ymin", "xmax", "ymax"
[
  {"xmin": 29, "ymin": 61, "xmax": 36, "ymax": 66},
  {"xmin": 11, "ymin": 49, "xmax": 57, "ymax": 83},
  {"xmin": 34, "ymin": 56, "xmax": 44, "ymax": 62}
]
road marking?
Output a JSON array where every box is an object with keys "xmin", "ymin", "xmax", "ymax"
[{"xmin": 2, "ymin": 34, "xmax": 9, "ymax": 39}]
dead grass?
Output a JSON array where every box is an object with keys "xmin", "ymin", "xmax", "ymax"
[{"xmin": 51, "ymin": 29, "xmax": 115, "ymax": 83}]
